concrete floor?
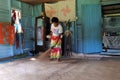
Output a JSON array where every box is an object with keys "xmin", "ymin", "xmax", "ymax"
[{"xmin": 0, "ymin": 56, "xmax": 120, "ymax": 80}]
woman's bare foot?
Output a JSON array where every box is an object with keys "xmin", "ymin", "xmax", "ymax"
[
  {"xmin": 50, "ymin": 58, "xmax": 54, "ymax": 61},
  {"xmin": 57, "ymin": 58, "xmax": 61, "ymax": 62}
]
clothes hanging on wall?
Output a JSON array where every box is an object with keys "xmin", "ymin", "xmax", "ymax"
[{"xmin": 11, "ymin": 9, "xmax": 24, "ymax": 49}]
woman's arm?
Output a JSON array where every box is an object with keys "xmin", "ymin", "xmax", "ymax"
[{"xmin": 59, "ymin": 33, "xmax": 63, "ymax": 38}]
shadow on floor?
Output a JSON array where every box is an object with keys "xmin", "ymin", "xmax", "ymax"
[{"xmin": 0, "ymin": 53, "xmax": 32, "ymax": 64}]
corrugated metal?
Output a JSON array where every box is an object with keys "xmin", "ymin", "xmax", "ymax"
[
  {"xmin": 11, "ymin": 0, "xmax": 21, "ymax": 9},
  {"xmin": 11, "ymin": 0, "xmax": 34, "ymax": 55},
  {"xmin": 22, "ymin": 16, "xmax": 34, "ymax": 49},
  {"xmin": 0, "ymin": 45, "xmax": 13, "ymax": 58},
  {"xmin": 21, "ymin": 3, "xmax": 34, "ymax": 50},
  {"xmin": 76, "ymin": 24, "xmax": 83, "ymax": 53},
  {"xmin": 0, "ymin": 0, "xmax": 13, "ymax": 58},
  {"xmin": 21, "ymin": 3, "xmax": 33, "ymax": 16},
  {"xmin": 80, "ymin": 0, "xmax": 100, "ymax": 4},
  {"xmin": 75, "ymin": 0, "xmax": 101, "ymax": 54},
  {"xmin": 11, "ymin": 0, "xmax": 23, "ymax": 55},
  {"xmin": 82, "ymin": 4, "xmax": 102, "ymax": 53},
  {"xmin": 71, "ymin": 22, "xmax": 77, "ymax": 52},
  {"xmin": 0, "ymin": 0, "xmax": 42, "ymax": 58},
  {"xmin": 21, "ymin": 3, "xmax": 42, "ymax": 50},
  {"xmin": 76, "ymin": 0, "xmax": 100, "ymax": 24},
  {"xmin": 33, "ymin": 5, "xmax": 42, "ymax": 17},
  {"xmin": 0, "ymin": 0, "xmax": 10, "ymax": 22}
]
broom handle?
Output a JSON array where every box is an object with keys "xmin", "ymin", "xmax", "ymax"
[{"xmin": 52, "ymin": 35, "xmax": 61, "ymax": 48}]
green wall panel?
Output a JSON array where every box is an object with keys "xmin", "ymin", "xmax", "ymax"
[
  {"xmin": 33, "ymin": 5, "xmax": 42, "ymax": 17},
  {"xmin": 11, "ymin": 0, "xmax": 21, "ymax": 9},
  {"xmin": 82, "ymin": 4, "xmax": 102, "ymax": 53},
  {"xmin": 77, "ymin": 0, "xmax": 100, "ymax": 4},
  {"xmin": 0, "ymin": 0, "xmax": 11, "ymax": 22},
  {"xmin": 21, "ymin": 3, "xmax": 42, "ymax": 50},
  {"xmin": 0, "ymin": 0, "xmax": 42, "ymax": 58},
  {"xmin": 73, "ymin": 0, "xmax": 102, "ymax": 53},
  {"xmin": 0, "ymin": 0, "xmax": 10, "ymax": 10},
  {"xmin": 21, "ymin": 3, "xmax": 33, "ymax": 16},
  {"xmin": 76, "ymin": 0, "xmax": 100, "ymax": 21},
  {"xmin": 21, "ymin": 3, "xmax": 34, "ymax": 50},
  {"xmin": 101, "ymin": 0, "xmax": 120, "ymax": 5},
  {"xmin": 0, "ymin": 0, "xmax": 12, "ymax": 58}
]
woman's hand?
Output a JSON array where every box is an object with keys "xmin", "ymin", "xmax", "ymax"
[{"xmin": 46, "ymin": 35, "xmax": 51, "ymax": 39}]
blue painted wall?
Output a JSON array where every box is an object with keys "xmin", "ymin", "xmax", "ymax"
[
  {"xmin": 0, "ymin": 0, "xmax": 14, "ymax": 58},
  {"xmin": 21, "ymin": 3, "xmax": 34, "ymax": 52},
  {"xmin": 0, "ymin": 0, "xmax": 115, "ymax": 58},
  {"xmin": 0, "ymin": 0, "xmax": 42, "ymax": 58},
  {"xmin": 22, "ymin": 4, "xmax": 42, "ymax": 52},
  {"xmin": 72, "ymin": 0, "xmax": 102, "ymax": 53},
  {"xmin": 82, "ymin": 4, "xmax": 102, "ymax": 53}
]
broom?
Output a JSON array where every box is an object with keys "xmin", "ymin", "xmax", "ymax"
[
  {"xmin": 37, "ymin": 48, "xmax": 51, "ymax": 60},
  {"xmin": 38, "ymin": 35, "xmax": 61, "ymax": 61}
]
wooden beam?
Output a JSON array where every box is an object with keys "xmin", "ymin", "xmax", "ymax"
[
  {"xmin": 19, "ymin": 0, "xmax": 64, "ymax": 5},
  {"xmin": 102, "ymin": 3, "xmax": 120, "ymax": 10},
  {"xmin": 103, "ymin": 9, "xmax": 120, "ymax": 14}
]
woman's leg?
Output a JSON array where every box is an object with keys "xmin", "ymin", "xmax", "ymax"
[
  {"xmin": 56, "ymin": 48, "xmax": 61, "ymax": 62},
  {"xmin": 50, "ymin": 49, "xmax": 54, "ymax": 60}
]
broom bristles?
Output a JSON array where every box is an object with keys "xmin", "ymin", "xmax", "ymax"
[{"xmin": 37, "ymin": 48, "xmax": 51, "ymax": 60}]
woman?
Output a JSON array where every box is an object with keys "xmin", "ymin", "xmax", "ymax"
[{"xmin": 50, "ymin": 17, "xmax": 63, "ymax": 62}]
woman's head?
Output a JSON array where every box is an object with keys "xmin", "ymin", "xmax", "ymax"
[{"xmin": 51, "ymin": 17, "xmax": 59, "ymax": 27}]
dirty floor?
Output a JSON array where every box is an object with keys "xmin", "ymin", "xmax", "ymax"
[{"xmin": 0, "ymin": 57, "xmax": 120, "ymax": 80}]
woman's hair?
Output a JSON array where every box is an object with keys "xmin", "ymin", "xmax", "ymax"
[{"xmin": 51, "ymin": 17, "xmax": 59, "ymax": 23}]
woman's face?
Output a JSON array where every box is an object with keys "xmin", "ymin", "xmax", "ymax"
[{"xmin": 53, "ymin": 22, "xmax": 58, "ymax": 27}]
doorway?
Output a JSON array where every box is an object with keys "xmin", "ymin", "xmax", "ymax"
[
  {"xmin": 102, "ymin": 3, "xmax": 120, "ymax": 54},
  {"xmin": 102, "ymin": 16, "xmax": 120, "ymax": 53},
  {"xmin": 35, "ymin": 16, "xmax": 50, "ymax": 53}
]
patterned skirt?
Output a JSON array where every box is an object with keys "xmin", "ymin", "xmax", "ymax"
[{"xmin": 50, "ymin": 36, "xmax": 62, "ymax": 59}]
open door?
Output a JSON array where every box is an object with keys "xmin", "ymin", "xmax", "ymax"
[{"xmin": 35, "ymin": 16, "xmax": 50, "ymax": 53}]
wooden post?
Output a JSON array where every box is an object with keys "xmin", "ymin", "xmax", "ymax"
[{"xmin": 42, "ymin": 3, "xmax": 46, "ymax": 17}]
